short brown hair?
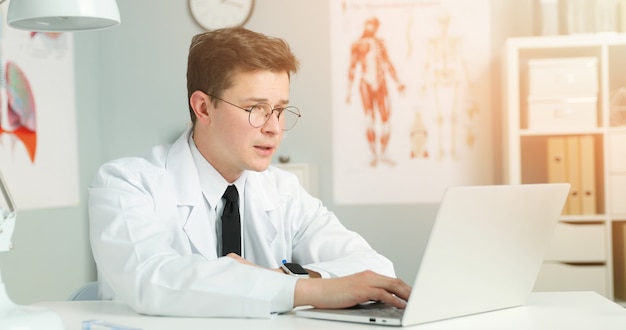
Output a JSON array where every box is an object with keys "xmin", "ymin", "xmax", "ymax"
[{"xmin": 186, "ymin": 27, "xmax": 300, "ymax": 124}]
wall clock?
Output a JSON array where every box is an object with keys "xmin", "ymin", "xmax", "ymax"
[{"xmin": 189, "ymin": 0, "xmax": 255, "ymax": 30}]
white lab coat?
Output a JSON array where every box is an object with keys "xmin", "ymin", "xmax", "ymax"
[{"xmin": 88, "ymin": 128, "xmax": 395, "ymax": 318}]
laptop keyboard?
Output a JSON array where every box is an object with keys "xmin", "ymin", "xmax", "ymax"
[{"xmin": 345, "ymin": 302, "xmax": 405, "ymax": 318}]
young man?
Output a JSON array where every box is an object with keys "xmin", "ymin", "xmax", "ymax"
[{"xmin": 88, "ymin": 27, "xmax": 411, "ymax": 318}]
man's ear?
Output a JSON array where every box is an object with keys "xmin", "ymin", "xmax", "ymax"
[{"xmin": 190, "ymin": 91, "xmax": 211, "ymax": 123}]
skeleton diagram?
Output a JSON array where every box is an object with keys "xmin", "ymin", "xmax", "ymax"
[
  {"xmin": 347, "ymin": 17, "xmax": 405, "ymax": 167},
  {"xmin": 421, "ymin": 11, "xmax": 478, "ymax": 160}
]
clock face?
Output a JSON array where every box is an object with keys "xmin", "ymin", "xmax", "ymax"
[{"xmin": 189, "ymin": 0, "xmax": 255, "ymax": 30}]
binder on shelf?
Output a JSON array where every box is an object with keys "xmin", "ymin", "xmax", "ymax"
[
  {"xmin": 566, "ymin": 136, "xmax": 582, "ymax": 215},
  {"xmin": 547, "ymin": 135, "xmax": 597, "ymax": 215},
  {"xmin": 579, "ymin": 135, "xmax": 596, "ymax": 214},
  {"xmin": 547, "ymin": 136, "xmax": 569, "ymax": 214},
  {"xmin": 613, "ymin": 221, "xmax": 626, "ymax": 300}
]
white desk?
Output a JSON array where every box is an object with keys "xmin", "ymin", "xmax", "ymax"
[{"xmin": 35, "ymin": 292, "xmax": 626, "ymax": 329}]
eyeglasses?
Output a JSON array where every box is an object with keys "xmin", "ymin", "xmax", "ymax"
[{"xmin": 207, "ymin": 93, "xmax": 301, "ymax": 131}]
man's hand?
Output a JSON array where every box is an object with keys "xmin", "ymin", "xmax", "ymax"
[{"xmin": 293, "ymin": 270, "xmax": 411, "ymax": 309}]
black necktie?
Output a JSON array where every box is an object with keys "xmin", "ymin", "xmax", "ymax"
[{"xmin": 221, "ymin": 185, "xmax": 241, "ymax": 256}]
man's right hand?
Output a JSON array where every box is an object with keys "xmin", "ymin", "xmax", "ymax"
[{"xmin": 293, "ymin": 270, "xmax": 411, "ymax": 309}]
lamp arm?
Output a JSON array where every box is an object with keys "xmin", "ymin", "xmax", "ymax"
[
  {"xmin": 0, "ymin": 170, "xmax": 15, "ymax": 253},
  {"xmin": 0, "ymin": 212, "xmax": 15, "ymax": 253}
]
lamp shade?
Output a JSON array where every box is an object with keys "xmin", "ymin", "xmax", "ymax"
[{"xmin": 7, "ymin": 0, "xmax": 120, "ymax": 32}]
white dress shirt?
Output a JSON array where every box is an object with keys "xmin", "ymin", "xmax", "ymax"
[
  {"xmin": 188, "ymin": 133, "xmax": 248, "ymax": 257},
  {"xmin": 88, "ymin": 127, "xmax": 395, "ymax": 318}
]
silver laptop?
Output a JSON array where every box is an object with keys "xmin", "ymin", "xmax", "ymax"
[{"xmin": 296, "ymin": 183, "xmax": 570, "ymax": 326}]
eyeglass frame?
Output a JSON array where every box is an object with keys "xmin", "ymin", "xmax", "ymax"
[{"xmin": 206, "ymin": 92, "xmax": 301, "ymax": 131}]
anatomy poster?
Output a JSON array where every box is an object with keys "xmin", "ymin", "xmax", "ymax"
[
  {"xmin": 332, "ymin": 0, "xmax": 494, "ymax": 204},
  {"xmin": 0, "ymin": 4, "xmax": 79, "ymax": 210}
]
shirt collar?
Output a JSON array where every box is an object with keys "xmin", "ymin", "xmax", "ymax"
[{"xmin": 188, "ymin": 132, "xmax": 247, "ymax": 209}]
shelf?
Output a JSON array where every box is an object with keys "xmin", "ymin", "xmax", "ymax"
[
  {"xmin": 504, "ymin": 35, "xmax": 626, "ymax": 302},
  {"xmin": 519, "ymin": 129, "xmax": 604, "ymax": 136},
  {"xmin": 506, "ymin": 34, "xmax": 626, "ymax": 49},
  {"xmin": 608, "ymin": 126, "xmax": 626, "ymax": 133},
  {"xmin": 560, "ymin": 215, "xmax": 608, "ymax": 223}
]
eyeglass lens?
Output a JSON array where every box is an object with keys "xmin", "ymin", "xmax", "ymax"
[{"xmin": 249, "ymin": 104, "xmax": 300, "ymax": 131}]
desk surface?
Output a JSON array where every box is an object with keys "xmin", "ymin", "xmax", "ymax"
[{"xmin": 35, "ymin": 292, "xmax": 626, "ymax": 329}]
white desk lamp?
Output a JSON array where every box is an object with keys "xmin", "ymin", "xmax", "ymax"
[
  {"xmin": 0, "ymin": 172, "xmax": 64, "ymax": 329},
  {"xmin": 0, "ymin": 1, "xmax": 120, "ymax": 328},
  {"xmin": 5, "ymin": 0, "xmax": 120, "ymax": 32}
]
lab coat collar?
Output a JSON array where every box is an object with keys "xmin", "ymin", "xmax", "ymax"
[
  {"xmin": 242, "ymin": 171, "xmax": 282, "ymax": 265},
  {"xmin": 165, "ymin": 127, "xmax": 202, "ymax": 208},
  {"xmin": 163, "ymin": 127, "xmax": 283, "ymax": 260},
  {"xmin": 165, "ymin": 127, "xmax": 217, "ymax": 257}
]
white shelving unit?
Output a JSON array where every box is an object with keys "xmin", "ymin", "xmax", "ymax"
[
  {"xmin": 502, "ymin": 34, "xmax": 626, "ymax": 304},
  {"xmin": 273, "ymin": 163, "xmax": 318, "ymax": 198}
]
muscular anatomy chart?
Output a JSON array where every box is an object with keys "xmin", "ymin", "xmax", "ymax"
[{"xmin": 346, "ymin": 17, "xmax": 406, "ymax": 167}]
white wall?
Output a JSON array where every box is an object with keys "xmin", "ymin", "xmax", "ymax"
[{"xmin": 0, "ymin": 0, "xmax": 534, "ymax": 303}]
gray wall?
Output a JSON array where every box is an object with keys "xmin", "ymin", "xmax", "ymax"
[{"xmin": 0, "ymin": 0, "xmax": 533, "ymax": 303}]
